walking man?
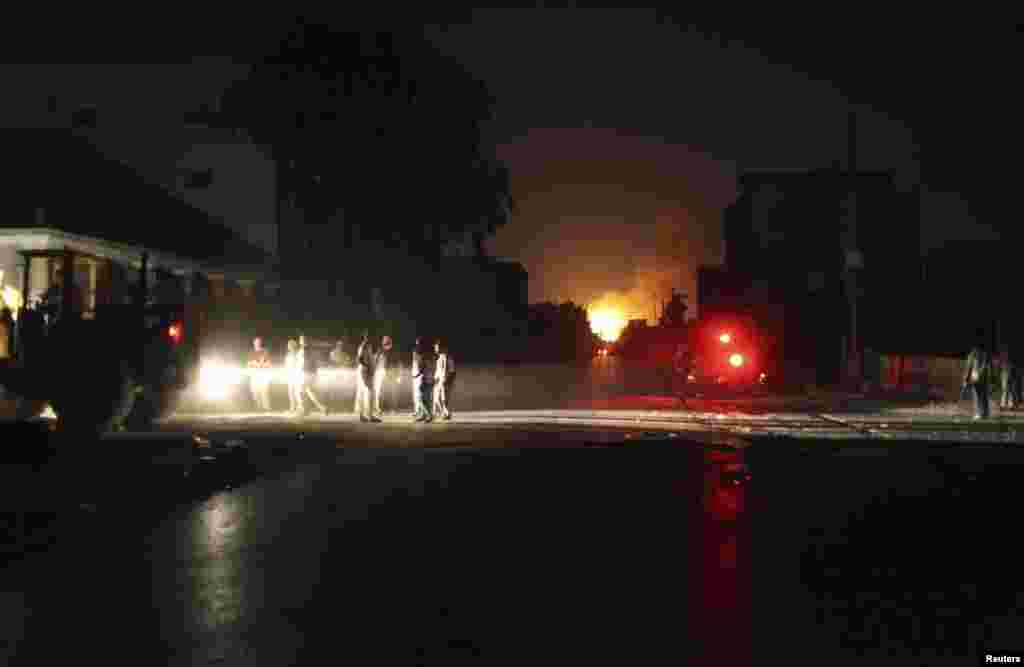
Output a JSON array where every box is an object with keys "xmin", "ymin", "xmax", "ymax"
[
  {"xmin": 285, "ymin": 339, "xmax": 303, "ymax": 415},
  {"xmin": 412, "ymin": 337, "xmax": 432, "ymax": 422},
  {"xmin": 1013, "ymin": 350, "xmax": 1024, "ymax": 409},
  {"xmin": 373, "ymin": 335, "xmax": 393, "ymax": 418},
  {"xmin": 298, "ymin": 335, "xmax": 328, "ymax": 416},
  {"xmin": 963, "ymin": 331, "xmax": 992, "ymax": 420},
  {"xmin": 247, "ymin": 337, "xmax": 273, "ymax": 412},
  {"xmin": 1000, "ymin": 348, "xmax": 1017, "ymax": 409},
  {"xmin": 432, "ymin": 339, "xmax": 454, "ymax": 420},
  {"xmin": 355, "ymin": 331, "xmax": 379, "ymax": 422}
]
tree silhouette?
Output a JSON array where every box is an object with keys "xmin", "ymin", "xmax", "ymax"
[
  {"xmin": 526, "ymin": 301, "xmax": 599, "ymax": 363},
  {"xmin": 659, "ymin": 289, "xmax": 688, "ymax": 328},
  {"xmin": 220, "ymin": 21, "xmax": 513, "ymax": 270}
]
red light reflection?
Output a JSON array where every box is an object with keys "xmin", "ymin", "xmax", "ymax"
[{"xmin": 678, "ymin": 447, "xmax": 752, "ymax": 665}]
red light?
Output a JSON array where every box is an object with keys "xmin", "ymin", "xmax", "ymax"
[
  {"xmin": 719, "ymin": 333, "xmax": 731, "ymax": 344},
  {"xmin": 729, "ymin": 353, "xmax": 743, "ymax": 367},
  {"xmin": 168, "ymin": 322, "xmax": 183, "ymax": 344}
]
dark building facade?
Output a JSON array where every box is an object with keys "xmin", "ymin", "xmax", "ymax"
[
  {"xmin": 0, "ymin": 129, "xmax": 278, "ymax": 362},
  {"xmin": 710, "ymin": 166, "xmax": 922, "ymax": 385},
  {"xmin": 0, "ymin": 129, "xmax": 274, "ymax": 297}
]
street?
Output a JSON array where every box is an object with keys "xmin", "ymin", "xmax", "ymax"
[
  {"xmin": 2, "ymin": 27, "xmax": 1019, "ymax": 666},
  {"xmin": 164, "ymin": 401, "xmax": 1024, "ymax": 444},
  {"xmin": 2, "ymin": 413, "xmax": 1023, "ymax": 665}
]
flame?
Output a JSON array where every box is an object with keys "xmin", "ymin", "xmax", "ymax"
[{"xmin": 589, "ymin": 307, "xmax": 627, "ymax": 343}]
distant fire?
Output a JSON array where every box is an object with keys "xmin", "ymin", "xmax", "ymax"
[{"xmin": 589, "ymin": 307, "xmax": 627, "ymax": 343}]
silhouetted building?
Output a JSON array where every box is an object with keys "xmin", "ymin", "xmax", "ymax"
[
  {"xmin": 712, "ymin": 166, "xmax": 922, "ymax": 384},
  {"xmin": 0, "ymin": 130, "xmax": 275, "ymax": 333}
]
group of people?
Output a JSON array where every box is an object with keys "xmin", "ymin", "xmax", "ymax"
[
  {"xmin": 245, "ymin": 333, "xmax": 455, "ymax": 422},
  {"xmin": 410, "ymin": 336, "xmax": 454, "ymax": 422},
  {"xmin": 962, "ymin": 330, "xmax": 1022, "ymax": 419},
  {"xmin": 247, "ymin": 335, "xmax": 329, "ymax": 416}
]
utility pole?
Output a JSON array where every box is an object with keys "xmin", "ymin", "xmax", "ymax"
[{"xmin": 841, "ymin": 108, "xmax": 862, "ymax": 387}]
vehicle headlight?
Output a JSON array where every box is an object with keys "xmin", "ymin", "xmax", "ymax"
[{"xmin": 198, "ymin": 361, "xmax": 242, "ymax": 400}]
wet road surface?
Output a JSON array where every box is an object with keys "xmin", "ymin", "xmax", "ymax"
[
  {"xmin": 166, "ymin": 406, "xmax": 1024, "ymax": 444},
  {"xmin": 3, "ymin": 424, "xmax": 1023, "ymax": 665}
]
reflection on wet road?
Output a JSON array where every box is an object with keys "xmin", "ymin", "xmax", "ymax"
[{"xmin": 3, "ymin": 435, "xmax": 1023, "ymax": 665}]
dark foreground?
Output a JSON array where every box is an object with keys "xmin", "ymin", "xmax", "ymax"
[{"xmin": 2, "ymin": 424, "xmax": 1023, "ymax": 665}]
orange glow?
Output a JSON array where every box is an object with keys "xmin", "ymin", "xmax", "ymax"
[
  {"xmin": 589, "ymin": 308, "xmax": 627, "ymax": 343},
  {"xmin": 719, "ymin": 333, "xmax": 731, "ymax": 344},
  {"xmin": 729, "ymin": 353, "xmax": 743, "ymax": 367},
  {"xmin": 168, "ymin": 322, "xmax": 183, "ymax": 344}
]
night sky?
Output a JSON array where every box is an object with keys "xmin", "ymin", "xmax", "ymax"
[
  {"xmin": 423, "ymin": 9, "xmax": 1007, "ymax": 324},
  {"xmin": 8, "ymin": 12, "xmax": 1011, "ymax": 331}
]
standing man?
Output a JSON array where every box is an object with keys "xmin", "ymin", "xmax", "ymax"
[
  {"xmin": 1012, "ymin": 348, "xmax": 1024, "ymax": 410},
  {"xmin": 412, "ymin": 337, "xmax": 432, "ymax": 422},
  {"xmin": 247, "ymin": 337, "xmax": 273, "ymax": 412},
  {"xmin": 999, "ymin": 348, "xmax": 1017, "ymax": 410},
  {"xmin": 0, "ymin": 306, "xmax": 13, "ymax": 360},
  {"xmin": 298, "ymin": 335, "xmax": 328, "ymax": 417},
  {"xmin": 40, "ymin": 269, "xmax": 64, "ymax": 325},
  {"xmin": 433, "ymin": 339, "xmax": 453, "ymax": 420},
  {"xmin": 355, "ymin": 331, "xmax": 379, "ymax": 422},
  {"xmin": 373, "ymin": 335, "xmax": 393, "ymax": 419},
  {"xmin": 962, "ymin": 331, "xmax": 992, "ymax": 420},
  {"xmin": 285, "ymin": 339, "xmax": 303, "ymax": 414}
]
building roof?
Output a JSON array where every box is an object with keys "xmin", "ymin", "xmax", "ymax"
[{"xmin": 1, "ymin": 129, "xmax": 274, "ymax": 278}]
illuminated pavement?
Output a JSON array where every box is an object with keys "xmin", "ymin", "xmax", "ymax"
[{"xmin": 161, "ymin": 403, "xmax": 1024, "ymax": 444}]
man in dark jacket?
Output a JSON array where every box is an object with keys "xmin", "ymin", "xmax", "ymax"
[
  {"xmin": 963, "ymin": 332, "xmax": 992, "ymax": 419},
  {"xmin": 1012, "ymin": 349, "xmax": 1024, "ymax": 409},
  {"xmin": 372, "ymin": 335, "xmax": 393, "ymax": 419},
  {"xmin": 999, "ymin": 347, "xmax": 1018, "ymax": 410},
  {"xmin": 411, "ymin": 337, "xmax": 433, "ymax": 422}
]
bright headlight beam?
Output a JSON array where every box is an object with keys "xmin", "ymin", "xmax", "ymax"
[
  {"xmin": 198, "ymin": 361, "xmax": 244, "ymax": 400},
  {"xmin": 197, "ymin": 362, "xmax": 355, "ymax": 400}
]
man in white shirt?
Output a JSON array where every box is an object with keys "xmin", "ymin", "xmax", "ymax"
[
  {"xmin": 247, "ymin": 337, "xmax": 273, "ymax": 412},
  {"xmin": 355, "ymin": 331, "xmax": 379, "ymax": 423},
  {"xmin": 373, "ymin": 335, "xmax": 393, "ymax": 419},
  {"xmin": 432, "ymin": 339, "xmax": 454, "ymax": 420},
  {"xmin": 285, "ymin": 339, "xmax": 303, "ymax": 414},
  {"xmin": 412, "ymin": 337, "xmax": 432, "ymax": 422}
]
